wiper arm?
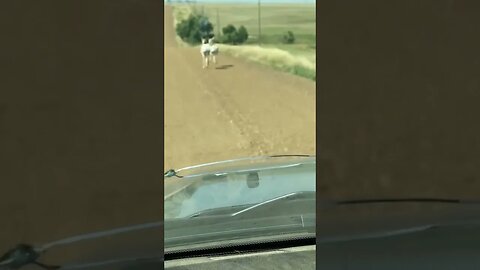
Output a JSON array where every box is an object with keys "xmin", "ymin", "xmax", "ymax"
[
  {"xmin": 269, "ymin": 154, "xmax": 313, "ymax": 158},
  {"xmin": 335, "ymin": 198, "xmax": 480, "ymax": 205},
  {"xmin": 188, "ymin": 204, "xmax": 250, "ymax": 218},
  {"xmin": 231, "ymin": 191, "xmax": 315, "ymax": 217},
  {"xmin": 164, "ymin": 155, "xmax": 315, "ymax": 179},
  {"xmin": 183, "ymin": 191, "xmax": 316, "ymax": 219},
  {"xmin": 165, "ymin": 163, "xmax": 305, "ymax": 180},
  {"xmin": 164, "ymin": 169, "xmax": 184, "ymax": 179},
  {"xmin": 184, "ymin": 197, "xmax": 480, "ymax": 220}
]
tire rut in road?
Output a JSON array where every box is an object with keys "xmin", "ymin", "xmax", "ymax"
[
  {"xmin": 178, "ymin": 48, "xmax": 271, "ymax": 156},
  {"xmin": 198, "ymin": 70, "xmax": 270, "ymax": 154}
]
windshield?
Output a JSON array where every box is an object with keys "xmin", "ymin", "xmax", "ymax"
[{"xmin": 164, "ymin": 156, "xmax": 316, "ymax": 252}]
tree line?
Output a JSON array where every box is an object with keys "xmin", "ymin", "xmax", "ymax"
[{"xmin": 176, "ymin": 13, "xmax": 249, "ymax": 45}]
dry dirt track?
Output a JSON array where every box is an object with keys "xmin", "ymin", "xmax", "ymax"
[{"xmin": 163, "ymin": 5, "xmax": 316, "ymax": 179}]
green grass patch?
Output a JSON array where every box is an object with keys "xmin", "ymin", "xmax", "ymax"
[{"xmin": 200, "ymin": 4, "xmax": 316, "ymax": 45}]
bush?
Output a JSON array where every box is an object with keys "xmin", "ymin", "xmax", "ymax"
[
  {"xmin": 176, "ymin": 14, "xmax": 214, "ymax": 44},
  {"xmin": 220, "ymin": 24, "xmax": 249, "ymax": 45},
  {"xmin": 199, "ymin": 17, "xmax": 213, "ymax": 36},
  {"xmin": 237, "ymin": 26, "xmax": 249, "ymax": 43},
  {"xmin": 222, "ymin": 24, "xmax": 236, "ymax": 35},
  {"xmin": 221, "ymin": 24, "xmax": 237, "ymax": 44},
  {"xmin": 283, "ymin": 31, "xmax": 295, "ymax": 44}
]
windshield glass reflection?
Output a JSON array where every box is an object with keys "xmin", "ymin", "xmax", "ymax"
[{"xmin": 165, "ymin": 161, "xmax": 315, "ymax": 219}]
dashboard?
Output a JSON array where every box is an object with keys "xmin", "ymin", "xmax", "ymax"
[{"xmin": 164, "ymin": 245, "xmax": 316, "ymax": 270}]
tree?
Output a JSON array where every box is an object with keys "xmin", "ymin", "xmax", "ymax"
[
  {"xmin": 222, "ymin": 24, "xmax": 236, "ymax": 35},
  {"xmin": 220, "ymin": 24, "xmax": 249, "ymax": 45},
  {"xmin": 237, "ymin": 25, "xmax": 249, "ymax": 44},
  {"xmin": 283, "ymin": 31, "xmax": 295, "ymax": 44},
  {"xmin": 199, "ymin": 17, "xmax": 213, "ymax": 38},
  {"xmin": 176, "ymin": 14, "xmax": 214, "ymax": 44},
  {"xmin": 221, "ymin": 24, "xmax": 237, "ymax": 44}
]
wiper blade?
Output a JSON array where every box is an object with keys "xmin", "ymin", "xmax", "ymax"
[
  {"xmin": 269, "ymin": 154, "xmax": 313, "ymax": 158},
  {"xmin": 183, "ymin": 191, "xmax": 315, "ymax": 219},
  {"xmin": 335, "ymin": 198, "xmax": 480, "ymax": 205},
  {"xmin": 165, "ymin": 163, "xmax": 306, "ymax": 180},
  {"xmin": 188, "ymin": 204, "xmax": 251, "ymax": 218},
  {"xmin": 164, "ymin": 155, "xmax": 315, "ymax": 179},
  {"xmin": 232, "ymin": 191, "xmax": 315, "ymax": 217},
  {"xmin": 184, "ymin": 197, "xmax": 479, "ymax": 220}
]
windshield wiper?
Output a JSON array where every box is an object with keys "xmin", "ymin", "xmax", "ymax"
[
  {"xmin": 231, "ymin": 191, "xmax": 315, "ymax": 217},
  {"xmin": 269, "ymin": 154, "xmax": 313, "ymax": 158},
  {"xmin": 164, "ymin": 169, "xmax": 184, "ymax": 178},
  {"xmin": 335, "ymin": 198, "xmax": 480, "ymax": 205},
  {"xmin": 164, "ymin": 155, "xmax": 315, "ymax": 179},
  {"xmin": 181, "ymin": 191, "xmax": 315, "ymax": 219},
  {"xmin": 187, "ymin": 204, "xmax": 251, "ymax": 218},
  {"xmin": 182, "ymin": 197, "xmax": 479, "ymax": 220}
]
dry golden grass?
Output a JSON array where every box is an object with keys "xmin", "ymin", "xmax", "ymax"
[
  {"xmin": 219, "ymin": 44, "xmax": 315, "ymax": 80},
  {"xmin": 220, "ymin": 44, "xmax": 315, "ymax": 70}
]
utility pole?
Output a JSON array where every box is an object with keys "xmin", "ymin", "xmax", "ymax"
[
  {"xmin": 192, "ymin": 0, "xmax": 197, "ymax": 14},
  {"xmin": 258, "ymin": 0, "xmax": 261, "ymax": 45},
  {"xmin": 216, "ymin": 8, "xmax": 220, "ymax": 37}
]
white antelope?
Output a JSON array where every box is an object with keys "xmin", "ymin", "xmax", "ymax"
[
  {"xmin": 200, "ymin": 38, "xmax": 210, "ymax": 69},
  {"xmin": 208, "ymin": 37, "xmax": 219, "ymax": 65}
]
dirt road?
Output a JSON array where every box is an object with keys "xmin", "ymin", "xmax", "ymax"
[{"xmin": 164, "ymin": 6, "xmax": 316, "ymax": 174}]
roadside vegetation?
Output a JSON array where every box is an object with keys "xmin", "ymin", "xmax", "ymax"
[{"xmin": 171, "ymin": 4, "xmax": 316, "ymax": 81}]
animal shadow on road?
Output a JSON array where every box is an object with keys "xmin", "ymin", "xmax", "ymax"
[{"xmin": 215, "ymin": 64, "xmax": 234, "ymax": 70}]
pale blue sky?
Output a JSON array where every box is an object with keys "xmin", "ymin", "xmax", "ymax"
[{"xmin": 166, "ymin": 0, "xmax": 315, "ymax": 4}]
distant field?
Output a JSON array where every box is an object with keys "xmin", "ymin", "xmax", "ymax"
[
  {"xmin": 197, "ymin": 4, "xmax": 315, "ymax": 45},
  {"xmin": 172, "ymin": 4, "xmax": 192, "ymax": 25},
  {"xmin": 171, "ymin": 3, "xmax": 316, "ymax": 80}
]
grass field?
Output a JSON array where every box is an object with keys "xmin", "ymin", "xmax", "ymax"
[
  {"xmin": 197, "ymin": 4, "xmax": 315, "ymax": 43},
  {"xmin": 171, "ymin": 3, "xmax": 316, "ymax": 80}
]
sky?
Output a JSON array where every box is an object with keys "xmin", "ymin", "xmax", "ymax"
[{"xmin": 165, "ymin": 0, "xmax": 315, "ymax": 3}]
